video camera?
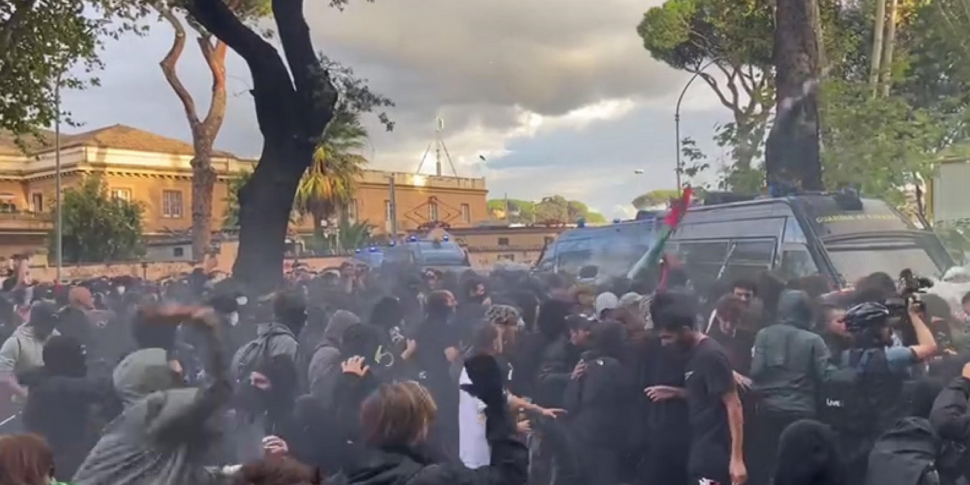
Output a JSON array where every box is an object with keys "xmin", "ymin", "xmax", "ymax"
[{"xmin": 885, "ymin": 268, "xmax": 934, "ymax": 318}]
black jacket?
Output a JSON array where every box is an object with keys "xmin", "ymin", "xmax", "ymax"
[
  {"xmin": 562, "ymin": 353, "xmax": 634, "ymax": 448},
  {"xmin": 20, "ymin": 369, "xmax": 113, "ymax": 480},
  {"xmin": 536, "ymin": 336, "xmax": 581, "ymax": 408},
  {"xmin": 345, "ymin": 403, "xmax": 527, "ymax": 485}
]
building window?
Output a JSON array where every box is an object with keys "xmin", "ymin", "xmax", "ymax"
[
  {"xmin": 428, "ymin": 202, "xmax": 439, "ymax": 221},
  {"xmin": 110, "ymin": 188, "xmax": 132, "ymax": 201},
  {"xmin": 173, "ymin": 247, "xmax": 184, "ymax": 257},
  {"xmin": 30, "ymin": 193, "xmax": 43, "ymax": 212},
  {"xmin": 498, "ymin": 237, "xmax": 510, "ymax": 246},
  {"xmin": 346, "ymin": 199, "xmax": 359, "ymax": 221},
  {"xmin": 162, "ymin": 190, "xmax": 183, "ymax": 218},
  {"xmin": 460, "ymin": 203, "xmax": 470, "ymax": 223}
]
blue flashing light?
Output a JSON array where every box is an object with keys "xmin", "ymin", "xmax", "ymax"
[
  {"xmin": 355, "ymin": 249, "xmax": 362, "ymax": 254},
  {"xmin": 408, "ymin": 235, "xmax": 418, "ymax": 243},
  {"xmin": 368, "ymin": 247, "xmax": 378, "ymax": 253},
  {"xmin": 442, "ymin": 235, "xmax": 450, "ymax": 242},
  {"xmin": 389, "ymin": 240, "xmax": 397, "ymax": 247},
  {"xmin": 577, "ymin": 217, "xmax": 586, "ymax": 228},
  {"xmin": 612, "ymin": 218, "xmax": 621, "ymax": 224}
]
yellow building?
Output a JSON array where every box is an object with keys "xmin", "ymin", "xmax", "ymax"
[{"xmin": 0, "ymin": 124, "xmax": 489, "ymax": 258}]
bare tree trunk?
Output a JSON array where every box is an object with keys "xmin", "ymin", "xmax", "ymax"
[
  {"xmin": 187, "ymin": 0, "xmax": 337, "ymax": 292},
  {"xmin": 869, "ymin": 0, "xmax": 887, "ymax": 96},
  {"xmin": 157, "ymin": 7, "xmax": 229, "ymax": 262},
  {"xmin": 879, "ymin": 0, "xmax": 899, "ymax": 97},
  {"xmin": 765, "ymin": 0, "xmax": 823, "ymax": 192}
]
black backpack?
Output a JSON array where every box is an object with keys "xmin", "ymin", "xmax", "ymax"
[
  {"xmin": 819, "ymin": 348, "xmax": 890, "ymax": 434},
  {"xmin": 865, "ymin": 417, "xmax": 946, "ymax": 485}
]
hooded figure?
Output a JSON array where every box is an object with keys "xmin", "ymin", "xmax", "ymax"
[
  {"xmin": 750, "ymin": 290, "xmax": 837, "ymax": 485},
  {"xmin": 774, "ymin": 419, "xmax": 846, "ymax": 485},
  {"xmin": 73, "ymin": 317, "xmax": 231, "ymax": 485},
  {"xmin": 308, "ymin": 310, "xmax": 361, "ymax": 407},
  {"xmin": 20, "ymin": 336, "xmax": 113, "ymax": 481}
]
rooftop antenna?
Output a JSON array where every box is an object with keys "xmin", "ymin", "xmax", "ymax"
[{"xmin": 415, "ymin": 115, "xmax": 459, "ymax": 177}]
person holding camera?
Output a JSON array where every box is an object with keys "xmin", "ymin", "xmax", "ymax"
[{"xmin": 824, "ymin": 299, "xmax": 938, "ymax": 484}]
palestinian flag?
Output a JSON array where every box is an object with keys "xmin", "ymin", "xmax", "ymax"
[{"xmin": 647, "ymin": 187, "xmax": 693, "ymax": 289}]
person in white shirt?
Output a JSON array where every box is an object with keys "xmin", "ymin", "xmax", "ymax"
[{"xmin": 459, "ymin": 313, "xmax": 565, "ymax": 468}]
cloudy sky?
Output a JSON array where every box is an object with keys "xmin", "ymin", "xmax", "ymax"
[{"xmin": 62, "ymin": 0, "xmax": 732, "ymax": 219}]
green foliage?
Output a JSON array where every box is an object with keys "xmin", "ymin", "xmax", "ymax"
[
  {"xmin": 222, "ymin": 170, "xmax": 249, "ymax": 229},
  {"xmin": 487, "ymin": 196, "xmax": 605, "ymax": 224},
  {"xmin": 819, "ymin": 79, "xmax": 953, "ymax": 204},
  {"xmin": 487, "ymin": 199, "xmax": 536, "ymax": 224},
  {"xmin": 335, "ymin": 217, "xmax": 374, "ymax": 252},
  {"xmin": 0, "ymin": 1, "xmax": 148, "ymax": 140},
  {"xmin": 632, "ymin": 189, "xmax": 682, "ymax": 210},
  {"xmin": 296, "ymin": 111, "xmax": 369, "ymax": 226},
  {"xmin": 50, "ymin": 177, "xmax": 145, "ymax": 263},
  {"xmin": 637, "ymin": 0, "xmax": 774, "ymax": 174},
  {"xmin": 534, "ymin": 195, "xmax": 606, "ymax": 224}
]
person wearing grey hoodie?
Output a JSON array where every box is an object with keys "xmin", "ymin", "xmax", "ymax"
[
  {"xmin": 749, "ymin": 289, "xmax": 835, "ymax": 485},
  {"xmin": 308, "ymin": 310, "xmax": 361, "ymax": 409},
  {"xmin": 72, "ymin": 305, "xmax": 229, "ymax": 485}
]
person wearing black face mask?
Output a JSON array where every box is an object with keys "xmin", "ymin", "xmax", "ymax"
[
  {"xmin": 20, "ymin": 336, "xmax": 113, "ymax": 480},
  {"xmin": 411, "ymin": 289, "xmax": 462, "ymax": 456}
]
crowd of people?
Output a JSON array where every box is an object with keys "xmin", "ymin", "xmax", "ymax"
[{"xmin": 1, "ymin": 255, "xmax": 970, "ymax": 485}]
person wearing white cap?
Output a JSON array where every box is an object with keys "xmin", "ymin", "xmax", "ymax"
[{"xmin": 594, "ymin": 292, "xmax": 619, "ymax": 321}]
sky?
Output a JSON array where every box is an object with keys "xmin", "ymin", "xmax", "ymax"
[{"xmin": 61, "ymin": 0, "xmax": 733, "ymax": 220}]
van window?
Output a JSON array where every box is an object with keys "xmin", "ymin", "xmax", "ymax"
[
  {"xmin": 720, "ymin": 239, "xmax": 775, "ymax": 281},
  {"xmin": 676, "ymin": 241, "xmax": 731, "ymax": 281},
  {"xmin": 783, "ymin": 217, "xmax": 807, "ymax": 244},
  {"xmin": 779, "ymin": 245, "xmax": 819, "ymax": 280}
]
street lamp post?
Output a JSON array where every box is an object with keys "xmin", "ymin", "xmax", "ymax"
[
  {"xmin": 674, "ymin": 59, "xmax": 718, "ymax": 190},
  {"xmin": 633, "ymin": 169, "xmax": 645, "ymax": 195},
  {"xmin": 54, "ymin": 76, "xmax": 63, "ymax": 283}
]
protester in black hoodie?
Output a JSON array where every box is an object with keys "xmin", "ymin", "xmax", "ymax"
[
  {"xmin": 20, "ymin": 335, "xmax": 113, "ymax": 480},
  {"xmin": 536, "ymin": 315, "xmax": 592, "ymax": 409},
  {"xmin": 345, "ymin": 354, "xmax": 528, "ymax": 485},
  {"xmin": 774, "ymin": 419, "xmax": 846, "ymax": 485},
  {"xmin": 561, "ymin": 320, "xmax": 634, "ymax": 485}
]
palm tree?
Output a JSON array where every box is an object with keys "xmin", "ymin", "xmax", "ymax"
[
  {"xmin": 295, "ymin": 111, "xmax": 369, "ymax": 239},
  {"xmin": 336, "ymin": 217, "xmax": 375, "ymax": 252}
]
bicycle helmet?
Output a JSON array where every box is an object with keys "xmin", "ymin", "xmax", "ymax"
[{"xmin": 844, "ymin": 301, "xmax": 890, "ymax": 333}]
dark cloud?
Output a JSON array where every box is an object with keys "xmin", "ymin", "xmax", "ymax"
[{"xmin": 55, "ymin": 0, "xmax": 734, "ymax": 217}]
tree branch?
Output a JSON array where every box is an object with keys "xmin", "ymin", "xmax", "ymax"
[
  {"xmin": 199, "ymin": 35, "xmax": 229, "ymax": 131},
  {"xmin": 157, "ymin": 6, "xmax": 200, "ymax": 127},
  {"xmin": 271, "ymin": 0, "xmax": 337, "ymax": 138},
  {"xmin": 187, "ymin": 0, "xmax": 297, "ymax": 140},
  {"xmin": 697, "ymin": 71, "xmax": 738, "ymax": 114}
]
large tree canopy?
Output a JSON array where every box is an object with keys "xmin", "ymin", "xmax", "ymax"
[
  {"xmin": 0, "ymin": 1, "xmax": 146, "ymax": 138},
  {"xmin": 637, "ymin": 0, "xmax": 774, "ymax": 185}
]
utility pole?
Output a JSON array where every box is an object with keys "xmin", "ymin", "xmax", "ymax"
[
  {"xmin": 388, "ymin": 175, "xmax": 398, "ymax": 241},
  {"xmin": 435, "ymin": 117, "xmax": 443, "ymax": 176},
  {"xmin": 54, "ymin": 75, "xmax": 63, "ymax": 283}
]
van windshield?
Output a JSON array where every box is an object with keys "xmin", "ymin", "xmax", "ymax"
[
  {"xmin": 824, "ymin": 239, "xmax": 941, "ymax": 285},
  {"xmin": 541, "ymin": 224, "xmax": 655, "ymax": 277},
  {"xmin": 801, "ymin": 197, "xmax": 948, "ymax": 283}
]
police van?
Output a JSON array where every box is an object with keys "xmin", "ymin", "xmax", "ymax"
[
  {"xmin": 627, "ymin": 191, "xmax": 953, "ymax": 288},
  {"xmin": 534, "ymin": 218, "xmax": 660, "ymax": 281}
]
